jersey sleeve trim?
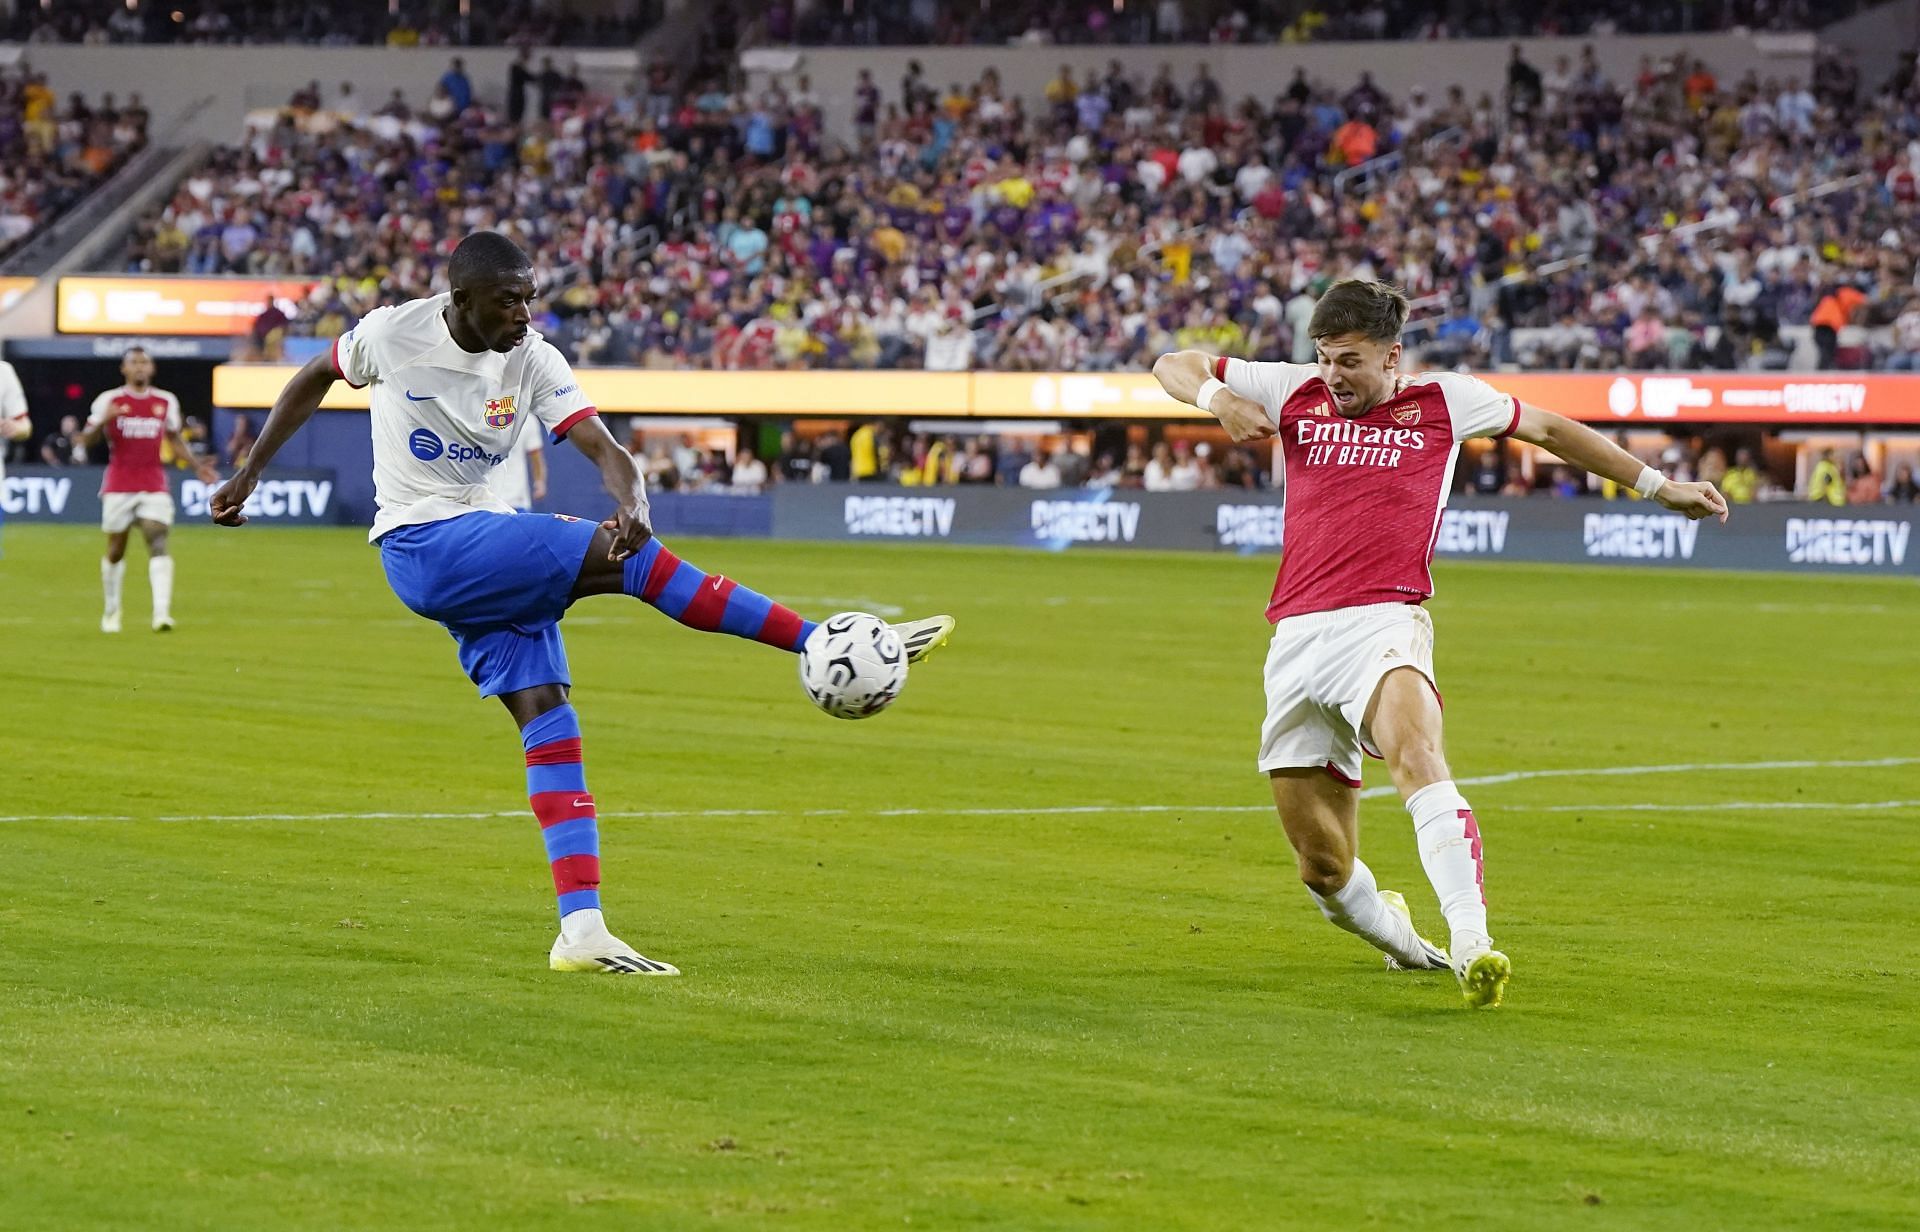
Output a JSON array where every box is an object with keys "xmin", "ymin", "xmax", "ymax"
[
  {"xmin": 331, "ymin": 336, "xmax": 367, "ymax": 389},
  {"xmin": 550, "ymin": 406, "xmax": 598, "ymax": 441},
  {"xmin": 1496, "ymin": 395, "xmax": 1521, "ymax": 439}
]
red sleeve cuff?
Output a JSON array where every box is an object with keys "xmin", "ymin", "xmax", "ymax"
[
  {"xmin": 550, "ymin": 406, "xmax": 598, "ymax": 441},
  {"xmin": 331, "ymin": 336, "xmax": 367, "ymax": 389},
  {"xmin": 1497, "ymin": 395, "xmax": 1521, "ymax": 438},
  {"xmin": 1213, "ymin": 355, "xmax": 1229, "ymax": 381}
]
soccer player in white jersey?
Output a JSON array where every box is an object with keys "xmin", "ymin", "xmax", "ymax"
[
  {"xmin": 0, "ymin": 357, "xmax": 31, "ymax": 557},
  {"xmin": 1154, "ymin": 280, "xmax": 1727, "ymax": 1007},
  {"xmin": 209, "ymin": 232, "xmax": 954, "ymax": 976}
]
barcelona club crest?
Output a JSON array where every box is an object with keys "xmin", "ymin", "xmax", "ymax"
[{"xmin": 484, "ymin": 395, "xmax": 517, "ymax": 429}]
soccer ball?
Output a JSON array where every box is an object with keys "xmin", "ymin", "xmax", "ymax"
[{"xmin": 798, "ymin": 612, "xmax": 907, "ymax": 719}]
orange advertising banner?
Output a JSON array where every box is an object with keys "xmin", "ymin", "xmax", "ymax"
[
  {"xmin": 58, "ymin": 276, "xmax": 319, "ymax": 335},
  {"xmin": 0, "ymin": 276, "xmax": 34, "ymax": 313},
  {"xmin": 967, "ymin": 371, "xmax": 1920, "ymax": 424},
  {"xmin": 210, "ymin": 365, "xmax": 1920, "ymax": 425},
  {"xmin": 1490, "ymin": 372, "xmax": 1920, "ymax": 425}
]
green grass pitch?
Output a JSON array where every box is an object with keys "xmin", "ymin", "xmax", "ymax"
[{"xmin": 2, "ymin": 524, "xmax": 1917, "ymax": 1230}]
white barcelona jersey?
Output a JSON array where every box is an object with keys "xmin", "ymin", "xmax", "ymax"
[
  {"xmin": 331, "ymin": 294, "xmax": 595, "ymax": 541},
  {"xmin": 0, "ymin": 359, "xmax": 28, "ymax": 485},
  {"xmin": 488, "ymin": 417, "xmax": 544, "ymax": 511}
]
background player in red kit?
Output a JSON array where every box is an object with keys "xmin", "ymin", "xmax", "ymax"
[
  {"xmin": 1154, "ymin": 280, "xmax": 1727, "ymax": 1008},
  {"xmin": 79, "ymin": 347, "xmax": 217, "ymax": 632}
]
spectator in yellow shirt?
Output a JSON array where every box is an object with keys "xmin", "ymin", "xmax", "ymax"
[
  {"xmin": 1044, "ymin": 66, "xmax": 1077, "ymax": 107},
  {"xmin": 1807, "ymin": 448, "xmax": 1845, "ymax": 505},
  {"xmin": 995, "ymin": 174, "xmax": 1034, "ymax": 209},
  {"xmin": 850, "ymin": 422, "xmax": 880, "ymax": 482},
  {"xmin": 1720, "ymin": 449, "xmax": 1761, "ymax": 503}
]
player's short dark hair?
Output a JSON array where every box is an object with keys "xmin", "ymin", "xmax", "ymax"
[
  {"xmin": 448, "ymin": 231, "xmax": 532, "ymax": 289},
  {"xmin": 1308, "ymin": 280, "xmax": 1410, "ymax": 344},
  {"xmin": 122, "ymin": 345, "xmax": 149, "ymax": 361}
]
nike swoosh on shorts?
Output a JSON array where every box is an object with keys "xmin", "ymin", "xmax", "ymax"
[{"xmin": 405, "ymin": 390, "xmax": 436, "ymax": 401}]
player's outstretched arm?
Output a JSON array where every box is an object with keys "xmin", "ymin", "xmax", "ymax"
[
  {"xmin": 565, "ymin": 414, "xmax": 653, "ymax": 561},
  {"xmin": 209, "ymin": 352, "xmax": 336, "ymax": 526},
  {"xmin": 1510, "ymin": 404, "xmax": 1729, "ymax": 523},
  {"xmin": 1152, "ymin": 350, "xmax": 1275, "ymax": 442}
]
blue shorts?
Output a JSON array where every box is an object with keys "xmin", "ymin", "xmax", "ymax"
[{"xmin": 379, "ymin": 511, "xmax": 600, "ymax": 698}]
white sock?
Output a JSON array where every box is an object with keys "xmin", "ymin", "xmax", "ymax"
[
  {"xmin": 1407, "ymin": 780, "xmax": 1491, "ymax": 949},
  {"xmin": 1308, "ymin": 858, "xmax": 1427, "ymax": 966},
  {"xmin": 102, "ymin": 557, "xmax": 125, "ymax": 615},
  {"xmin": 149, "ymin": 555, "xmax": 175, "ymax": 623},
  {"xmin": 559, "ymin": 906, "xmax": 607, "ymax": 942}
]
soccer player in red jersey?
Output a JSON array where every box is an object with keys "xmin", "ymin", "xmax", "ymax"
[
  {"xmin": 1155, "ymin": 280, "xmax": 1727, "ymax": 1007},
  {"xmin": 79, "ymin": 347, "xmax": 217, "ymax": 632}
]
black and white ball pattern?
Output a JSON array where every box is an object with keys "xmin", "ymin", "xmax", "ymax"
[{"xmin": 798, "ymin": 612, "xmax": 907, "ymax": 719}]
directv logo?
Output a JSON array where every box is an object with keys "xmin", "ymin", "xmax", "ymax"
[
  {"xmin": 1030, "ymin": 499, "xmax": 1140, "ymax": 544},
  {"xmin": 409, "ymin": 429, "xmax": 444, "ymax": 460},
  {"xmin": 1215, "ymin": 504, "xmax": 1285, "ymax": 549},
  {"xmin": 844, "ymin": 496, "xmax": 955, "ymax": 537},
  {"xmin": 1582, "ymin": 512, "xmax": 1699, "ymax": 560},
  {"xmin": 1435, "ymin": 509, "xmax": 1510, "ymax": 555},
  {"xmin": 1784, "ymin": 517, "xmax": 1910, "ymax": 566}
]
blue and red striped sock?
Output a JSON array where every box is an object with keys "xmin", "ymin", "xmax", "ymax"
[
  {"xmin": 621, "ymin": 538, "xmax": 817, "ymax": 651},
  {"xmin": 522, "ymin": 704, "xmax": 600, "ymax": 921}
]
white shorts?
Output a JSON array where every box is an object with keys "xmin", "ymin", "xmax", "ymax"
[
  {"xmin": 1258, "ymin": 602, "xmax": 1438, "ymax": 785},
  {"xmin": 102, "ymin": 491, "xmax": 174, "ymax": 533}
]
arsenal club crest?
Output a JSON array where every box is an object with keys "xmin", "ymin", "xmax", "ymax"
[
  {"xmin": 484, "ymin": 395, "xmax": 517, "ymax": 429},
  {"xmin": 1390, "ymin": 403, "xmax": 1422, "ymax": 426}
]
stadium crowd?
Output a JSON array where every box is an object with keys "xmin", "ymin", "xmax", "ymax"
[
  {"xmin": 635, "ymin": 419, "xmax": 1918, "ymax": 506},
  {"xmin": 2, "ymin": 0, "xmax": 664, "ymax": 48},
  {"xmin": 753, "ymin": 0, "xmax": 1864, "ymax": 47},
  {"xmin": 113, "ymin": 38, "xmax": 1920, "ymax": 378},
  {"xmin": 1, "ymin": 68, "xmax": 150, "ymax": 259}
]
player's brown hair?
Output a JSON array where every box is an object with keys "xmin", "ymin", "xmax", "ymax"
[{"xmin": 1307, "ymin": 280, "xmax": 1410, "ymax": 344}]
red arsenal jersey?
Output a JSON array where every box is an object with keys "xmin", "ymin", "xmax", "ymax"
[
  {"xmin": 87, "ymin": 385, "xmax": 182, "ymax": 494},
  {"xmin": 1216, "ymin": 358, "xmax": 1520, "ymax": 621}
]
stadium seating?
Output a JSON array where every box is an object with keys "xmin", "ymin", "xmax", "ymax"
[
  {"xmin": 754, "ymin": 0, "xmax": 1861, "ymax": 46},
  {"xmin": 115, "ymin": 40, "xmax": 1917, "ymax": 382},
  {"xmin": 2, "ymin": 0, "xmax": 661, "ymax": 47},
  {"xmin": 0, "ymin": 69, "xmax": 149, "ymax": 260}
]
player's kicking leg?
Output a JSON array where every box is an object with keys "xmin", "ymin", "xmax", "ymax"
[
  {"xmin": 569, "ymin": 532, "xmax": 954, "ymax": 662},
  {"xmin": 1366, "ymin": 667, "xmax": 1510, "ymax": 1008},
  {"xmin": 1270, "ymin": 767, "xmax": 1450, "ymax": 972},
  {"xmin": 499, "ymin": 682, "xmax": 679, "ymax": 976}
]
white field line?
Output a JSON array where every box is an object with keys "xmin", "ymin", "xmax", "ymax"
[
  {"xmin": 1365, "ymin": 755, "xmax": 1920, "ymax": 800},
  {"xmin": 1536, "ymin": 800, "xmax": 1920, "ymax": 813},
  {"xmin": 3, "ymin": 757, "xmax": 1918, "ymax": 825}
]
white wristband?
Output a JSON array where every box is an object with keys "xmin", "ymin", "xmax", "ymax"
[
  {"xmin": 1633, "ymin": 465, "xmax": 1666, "ymax": 500},
  {"xmin": 1195, "ymin": 377, "xmax": 1228, "ymax": 413}
]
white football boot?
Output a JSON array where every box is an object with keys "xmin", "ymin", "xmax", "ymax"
[
  {"xmin": 549, "ymin": 909, "xmax": 679, "ymax": 975},
  {"xmin": 888, "ymin": 614, "xmax": 955, "ymax": 663},
  {"xmin": 1378, "ymin": 889, "xmax": 1451, "ymax": 972}
]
